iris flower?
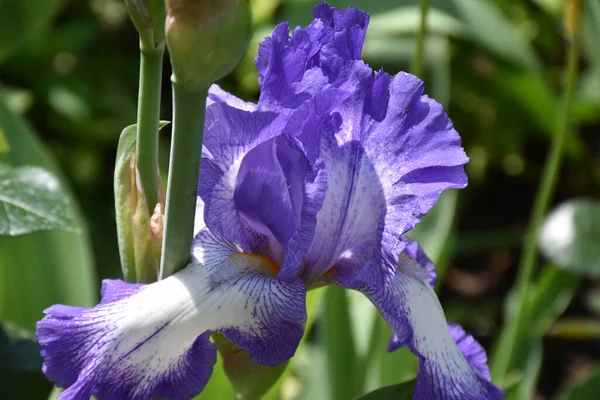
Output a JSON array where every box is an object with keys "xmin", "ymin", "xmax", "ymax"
[{"xmin": 37, "ymin": 4, "xmax": 504, "ymax": 400}]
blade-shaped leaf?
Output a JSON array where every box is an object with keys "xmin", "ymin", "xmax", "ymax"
[
  {"xmin": 0, "ymin": 165, "xmax": 78, "ymax": 236},
  {"xmin": 0, "ymin": 0, "xmax": 62, "ymax": 63},
  {"xmin": 557, "ymin": 366, "xmax": 600, "ymax": 400},
  {"xmin": 450, "ymin": 0, "xmax": 541, "ymax": 71},
  {"xmin": 354, "ymin": 379, "xmax": 415, "ymax": 400}
]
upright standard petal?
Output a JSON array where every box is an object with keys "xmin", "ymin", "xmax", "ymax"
[
  {"xmin": 256, "ymin": 3, "xmax": 370, "ymax": 110},
  {"xmin": 359, "ymin": 252, "xmax": 503, "ymax": 400},
  {"xmin": 302, "ymin": 70, "xmax": 468, "ymax": 287},
  {"xmin": 37, "ymin": 231, "xmax": 306, "ymax": 400},
  {"xmin": 199, "ymin": 100, "xmax": 331, "ymax": 279}
]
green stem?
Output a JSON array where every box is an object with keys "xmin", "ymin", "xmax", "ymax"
[
  {"xmin": 323, "ymin": 285, "xmax": 358, "ymax": 400},
  {"xmin": 135, "ymin": 46, "xmax": 164, "ymax": 210},
  {"xmin": 159, "ymin": 83, "xmax": 207, "ymax": 279},
  {"xmin": 411, "ymin": 0, "xmax": 429, "ymax": 77},
  {"xmin": 490, "ymin": 21, "xmax": 580, "ymax": 385}
]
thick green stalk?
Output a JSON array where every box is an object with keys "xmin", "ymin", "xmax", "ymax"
[
  {"xmin": 135, "ymin": 46, "xmax": 164, "ymax": 210},
  {"xmin": 411, "ymin": 0, "xmax": 429, "ymax": 78},
  {"xmin": 159, "ymin": 83, "xmax": 207, "ymax": 279},
  {"xmin": 490, "ymin": 16, "xmax": 580, "ymax": 384}
]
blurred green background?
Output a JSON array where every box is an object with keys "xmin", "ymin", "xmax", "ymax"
[{"xmin": 1, "ymin": 0, "xmax": 600, "ymax": 399}]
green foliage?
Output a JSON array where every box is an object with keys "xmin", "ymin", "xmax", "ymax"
[
  {"xmin": 353, "ymin": 379, "xmax": 416, "ymax": 400},
  {"xmin": 557, "ymin": 366, "xmax": 600, "ymax": 400},
  {"xmin": 213, "ymin": 333, "xmax": 289, "ymax": 400},
  {"xmin": 0, "ymin": 165, "xmax": 78, "ymax": 236},
  {"xmin": 0, "ymin": 0, "xmax": 62, "ymax": 63},
  {"xmin": 1, "ymin": 0, "xmax": 600, "ymax": 398},
  {"xmin": 0, "ymin": 94, "xmax": 95, "ymax": 332},
  {"xmin": 0, "ymin": 92, "xmax": 94, "ymax": 400}
]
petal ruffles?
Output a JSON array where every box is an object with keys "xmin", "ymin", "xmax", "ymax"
[
  {"xmin": 302, "ymin": 71, "xmax": 468, "ymax": 287},
  {"xmin": 36, "ymin": 231, "xmax": 306, "ymax": 400}
]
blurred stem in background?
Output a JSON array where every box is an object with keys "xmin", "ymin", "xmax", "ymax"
[
  {"xmin": 410, "ymin": 0, "xmax": 429, "ymax": 78},
  {"xmin": 490, "ymin": 0, "xmax": 582, "ymax": 386}
]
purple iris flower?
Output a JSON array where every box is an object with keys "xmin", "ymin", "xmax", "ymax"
[{"xmin": 36, "ymin": 4, "xmax": 504, "ymax": 400}]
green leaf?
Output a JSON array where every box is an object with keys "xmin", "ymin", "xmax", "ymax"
[
  {"xmin": 557, "ymin": 366, "xmax": 600, "ymax": 400},
  {"xmin": 0, "ymin": 0, "xmax": 63, "ymax": 63},
  {"xmin": 527, "ymin": 267, "xmax": 580, "ymax": 336},
  {"xmin": 0, "ymin": 91, "xmax": 95, "ymax": 332},
  {"xmin": 192, "ymin": 353, "xmax": 235, "ymax": 400},
  {"xmin": 353, "ymin": 379, "xmax": 415, "ymax": 400},
  {"xmin": 450, "ymin": 0, "xmax": 540, "ymax": 71},
  {"xmin": 491, "ymin": 265, "xmax": 579, "ymax": 394},
  {"xmin": 0, "ymin": 321, "xmax": 52, "ymax": 399},
  {"xmin": 263, "ymin": 287, "xmax": 325, "ymax": 399},
  {"xmin": 0, "ymin": 165, "xmax": 78, "ymax": 236},
  {"xmin": 367, "ymin": 6, "xmax": 466, "ymax": 38},
  {"xmin": 213, "ymin": 333, "xmax": 289, "ymax": 400},
  {"xmin": 539, "ymin": 199, "xmax": 600, "ymax": 276}
]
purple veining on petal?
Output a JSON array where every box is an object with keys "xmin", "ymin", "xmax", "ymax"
[
  {"xmin": 37, "ymin": 230, "xmax": 309, "ymax": 400},
  {"xmin": 312, "ymin": 3, "xmax": 369, "ymax": 61},
  {"xmin": 356, "ymin": 255, "xmax": 503, "ymax": 400},
  {"xmin": 207, "ymin": 84, "xmax": 257, "ymax": 111},
  {"xmin": 37, "ymin": 287, "xmax": 217, "ymax": 400},
  {"xmin": 449, "ymin": 323, "xmax": 492, "ymax": 382},
  {"xmin": 191, "ymin": 229, "xmax": 307, "ymax": 365},
  {"xmin": 402, "ymin": 239, "xmax": 437, "ymax": 286},
  {"xmin": 200, "ymin": 95, "xmax": 341, "ymax": 278},
  {"xmin": 301, "ymin": 69, "xmax": 467, "ymax": 288},
  {"xmin": 256, "ymin": 4, "xmax": 371, "ymax": 112},
  {"xmin": 199, "ymin": 102, "xmax": 282, "ymax": 248},
  {"xmin": 100, "ymin": 279, "xmax": 144, "ymax": 304}
]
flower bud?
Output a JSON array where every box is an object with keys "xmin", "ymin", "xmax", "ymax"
[
  {"xmin": 213, "ymin": 333, "xmax": 289, "ymax": 399},
  {"xmin": 114, "ymin": 124, "xmax": 165, "ymax": 283},
  {"xmin": 125, "ymin": 0, "xmax": 166, "ymax": 50},
  {"xmin": 165, "ymin": 0, "xmax": 252, "ymax": 91}
]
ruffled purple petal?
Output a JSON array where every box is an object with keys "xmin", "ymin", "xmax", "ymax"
[
  {"xmin": 37, "ymin": 280, "xmax": 216, "ymax": 400},
  {"xmin": 200, "ymin": 99, "xmax": 334, "ymax": 279},
  {"xmin": 356, "ymin": 254, "xmax": 504, "ymax": 400},
  {"xmin": 37, "ymin": 231, "xmax": 307, "ymax": 400},
  {"xmin": 311, "ymin": 2, "xmax": 369, "ymax": 61},
  {"xmin": 303, "ymin": 70, "xmax": 467, "ymax": 287},
  {"xmin": 449, "ymin": 323, "xmax": 492, "ymax": 382},
  {"xmin": 402, "ymin": 239, "xmax": 437, "ymax": 286},
  {"xmin": 199, "ymin": 102, "xmax": 283, "ymax": 248},
  {"xmin": 256, "ymin": 4, "xmax": 370, "ymax": 112},
  {"xmin": 191, "ymin": 229, "xmax": 307, "ymax": 365}
]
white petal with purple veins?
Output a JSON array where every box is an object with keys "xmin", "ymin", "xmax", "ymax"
[
  {"xmin": 358, "ymin": 253, "xmax": 503, "ymax": 400},
  {"xmin": 37, "ymin": 230, "xmax": 306, "ymax": 400}
]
